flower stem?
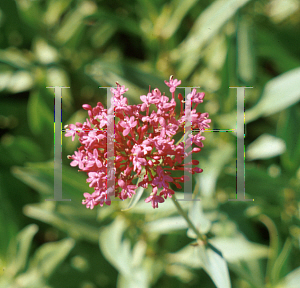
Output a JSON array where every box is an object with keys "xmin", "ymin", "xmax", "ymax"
[
  {"xmin": 171, "ymin": 194, "xmax": 207, "ymax": 244},
  {"xmin": 171, "ymin": 195, "xmax": 224, "ymax": 259}
]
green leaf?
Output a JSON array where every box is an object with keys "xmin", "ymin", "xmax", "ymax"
[
  {"xmin": 29, "ymin": 238, "xmax": 75, "ymax": 278},
  {"xmin": 159, "ymin": 0, "xmax": 199, "ymax": 39},
  {"xmin": 44, "ymin": 0, "xmax": 74, "ymax": 27},
  {"xmin": 167, "ymin": 244, "xmax": 231, "ymax": 288},
  {"xmin": 11, "ymin": 161, "xmax": 93, "ymax": 202},
  {"xmin": 91, "ymin": 23, "xmax": 117, "ymax": 49},
  {"xmin": 145, "ymin": 216, "xmax": 187, "ymax": 234},
  {"xmin": 246, "ymin": 134, "xmax": 286, "ymax": 161},
  {"xmin": 173, "ymin": 0, "xmax": 251, "ymax": 78},
  {"xmin": 209, "ymin": 235, "xmax": 269, "ymax": 263},
  {"xmin": 187, "ymin": 201, "xmax": 212, "ymax": 238},
  {"xmin": 6, "ymin": 70, "xmax": 34, "ymax": 93},
  {"xmin": 0, "ymin": 49, "xmax": 32, "ymax": 70},
  {"xmin": 245, "ymin": 67, "xmax": 300, "ymax": 123},
  {"xmin": 243, "ymin": 166, "xmax": 287, "ymax": 204},
  {"xmin": 55, "ymin": 1, "xmax": 96, "ymax": 45},
  {"xmin": 99, "ymin": 216, "xmax": 132, "ymax": 276},
  {"xmin": 276, "ymin": 267, "xmax": 300, "ymax": 288},
  {"xmin": 14, "ymin": 238, "xmax": 75, "ymax": 287},
  {"xmin": 27, "ymin": 89, "xmax": 53, "ymax": 137},
  {"xmin": 99, "ymin": 216, "xmax": 150, "ymax": 288},
  {"xmin": 2, "ymin": 136, "xmax": 45, "ymax": 164},
  {"xmin": 277, "ymin": 106, "xmax": 300, "ymax": 174},
  {"xmin": 256, "ymin": 28, "xmax": 300, "ymax": 74},
  {"xmin": 23, "ymin": 202, "xmax": 99, "ymax": 243},
  {"xmin": 14, "ymin": 0, "xmax": 44, "ymax": 30},
  {"xmin": 33, "ymin": 38, "xmax": 58, "ymax": 65},
  {"xmin": 237, "ymin": 17, "xmax": 255, "ymax": 84},
  {"xmin": 0, "ymin": 70, "xmax": 13, "ymax": 92},
  {"xmin": 86, "ymin": 10, "xmax": 142, "ymax": 37},
  {"xmin": 271, "ymin": 238, "xmax": 293, "ymax": 285},
  {"xmin": 197, "ymin": 245, "xmax": 231, "ymax": 288},
  {"xmin": 6, "ymin": 224, "xmax": 38, "ymax": 277}
]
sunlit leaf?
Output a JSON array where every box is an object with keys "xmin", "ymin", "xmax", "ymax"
[
  {"xmin": 276, "ymin": 267, "xmax": 300, "ymax": 288},
  {"xmin": 167, "ymin": 243, "xmax": 231, "ymax": 288},
  {"xmin": 246, "ymin": 134, "xmax": 286, "ymax": 161},
  {"xmin": 197, "ymin": 245, "xmax": 231, "ymax": 288},
  {"xmin": 187, "ymin": 201, "xmax": 211, "ymax": 238},
  {"xmin": 23, "ymin": 202, "xmax": 99, "ymax": 243},
  {"xmin": 6, "ymin": 224, "xmax": 38, "ymax": 277},
  {"xmin": 0, "ymin": 49, "xmax": 32, "ymax": 70},
  {"xmin": 173, "ymin": 0, "xmax": 251, "ymax": 78},
  {"xmin": 159, "ymin": 0, "xmax": 199, "ymax": 39},
  {"xmin": 55, "ymin": 1, "xmax": 96, "ymax": 45},
  {"xmin": 99, "ymin": 216, "xmax": 150, "ymax": 288},
  {"xmin": 209, "ymin": 235, "xmax": 269, "ymax": 263},
  {"xmin": 7, "ymin": 70, "xmax": 34, "ymax": 93},
  {"xmin": 145, "ymin": 216, "xmax": 187, "ymax": 233},
  {"xmin": 246, "ymin": 67, "xmax": 300, "ymax": 123}
]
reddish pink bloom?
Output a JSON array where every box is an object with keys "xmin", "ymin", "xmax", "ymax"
[
  {"xmin": 164, "ymin": 75, "xmax": 181, "ymax": 93},
  {"xmin": 65, "ymin": 124, "xmax": 77, "ymax": 141},
  {"xmin": 119, "ymin": 116, "xmax": 138, "ymax": 136},
  {"xmin": 65, "ymin": 77, "xmax": 210, "ymax": 209},
  {"xmin": 145, "ymin": 187, "xmax": 165, "ymax": 209},
  {"xmin": 152, "ymin": 166, "xmax": 173, "ymax": 188}
]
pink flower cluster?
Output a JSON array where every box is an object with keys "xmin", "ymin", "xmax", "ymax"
[{"xmin": 65, "ymin": 76, "xmax": 211, "ymax": 209}]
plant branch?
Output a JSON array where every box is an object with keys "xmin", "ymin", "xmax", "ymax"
[{"xmin": 171, "ymin": 194, "xmax": 207, "ymax": 244}]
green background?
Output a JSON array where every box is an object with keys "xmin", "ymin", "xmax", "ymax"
[{"xmin": 0, "ymin": 0, "xmax": 300, "ymax": 287}]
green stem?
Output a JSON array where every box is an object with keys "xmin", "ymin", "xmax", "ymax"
[
  {"xmin": 259, "ymin": 214, "xmax": 279, "ymax": 286},
  {"xmin": 171, "ymin": 195, "xmax": 207, "ymax": 244}
]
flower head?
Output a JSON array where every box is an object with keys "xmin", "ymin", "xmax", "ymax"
[{"xmin": 65, "ymin": 76, "xmax": 210, "ymax": 209}]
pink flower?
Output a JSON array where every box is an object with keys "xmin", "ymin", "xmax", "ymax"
[
  {"xmin": 68, "ymin": 150, "xmax": 84, "ymax": 169},
  {"xmin": 65, "ymin": 124, "xmax": 77, "ymax": 141},
  {"xmin": 159, "ymin": 187, "xmax": 175, "ymax": 199},
  {"xmin": 164, "ymin": 75, "xmax": 181, "ymax": 93},
  {"xmin": 118, "ymin": 179, "xmax": 137, "ymax": 200},
  {"xmin": 190, "ymin": 89, "xmax": 205, "ymax": 104},
  {"xmin": 140, "ymin": 93, "xmax": 152, "ymax": 111},
  {"xmin": 87, "ymin": 171, "xmax": 105, "ymax": 188},
  {"xmin": 152, "ymin": 166, "xmax": 173, "ymax": 188},
  {"xmin": 191, "ymin": 133, "xmax": 206, "ymax": 147},
  {"xmin": 119, "ymin": 116, "xmax": 137, "ymax": 136},
  {"xmin": 132, "ymin": 144, "xmax": 148, "ymax": 174},
  {"xmin": 145, "ymin": 187, "xmax": 165, "ymax": 209}
]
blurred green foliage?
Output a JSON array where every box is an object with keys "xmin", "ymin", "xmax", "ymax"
[{"xmin": 0, "ymin": 0, "xmax": 300, "ymax": 287}]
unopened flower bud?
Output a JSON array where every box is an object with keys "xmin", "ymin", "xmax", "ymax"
[
  {"xmin": 141, "ymin": 125, "xmax": 148, "ymax": 133},
  {"xmin": 82, "ymin": 104, "xmax": 92, "ymax": 110},
  {"xmin": 148, "ymin": 159, "xmax": 153, "ymax": 167},
  {"xmin": 178, "ymin": 93, "xmax": 183, "ymax": 102},
  {"xmin": 192, "ymin": 147, "xmax": 201, "ymax": 153}
]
